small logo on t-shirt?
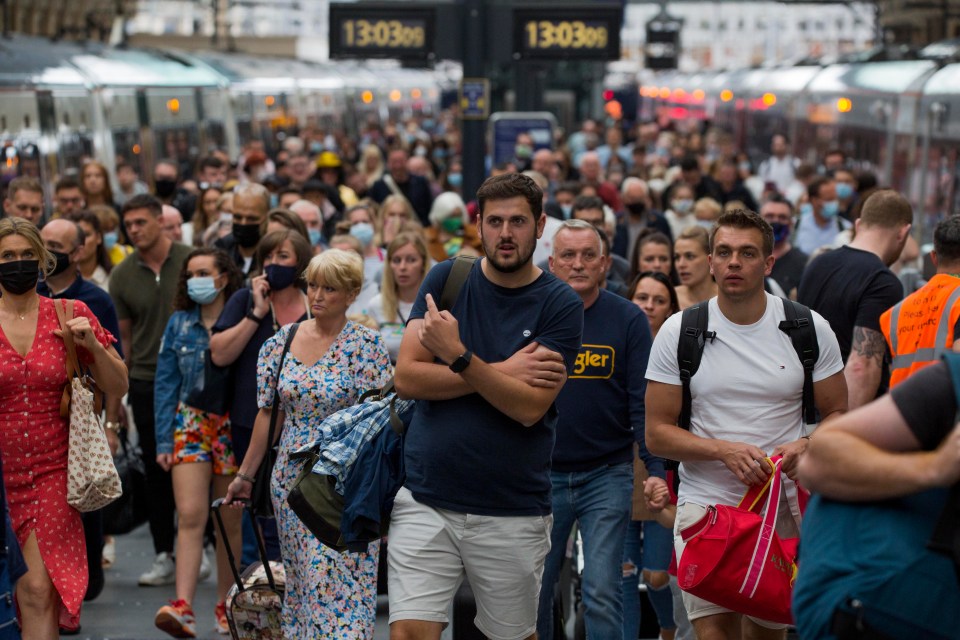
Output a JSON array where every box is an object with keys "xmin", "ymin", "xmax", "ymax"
[
  {"xmin": 523, "ymin": 329, "xmax": 532, "ymax": 338},
  {"xmin": 571, "ymin": 344, "xmax": 615, "ymax": 379}
]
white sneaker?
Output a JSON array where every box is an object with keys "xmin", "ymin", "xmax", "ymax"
[
  {"xmin": 198, "ymin": 546, "xmax": 212, "ymax": 582},
  {"xmin": 139, "ymin": 552, "xmax": 176, "ymax": 586}
]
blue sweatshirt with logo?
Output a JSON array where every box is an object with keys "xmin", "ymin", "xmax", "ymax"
[{"xmin": 552, "ymin": 289, "xmax": 664, "ymax": 476}]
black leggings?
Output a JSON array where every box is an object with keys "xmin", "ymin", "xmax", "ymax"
[{"xmin": 129, "ymin": 378, "xmax": 176, "ymax": 555}]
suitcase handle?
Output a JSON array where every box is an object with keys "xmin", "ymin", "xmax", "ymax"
[{"xmin": 211, "ymin": 498, "xmax": 278, "ymax": 592}]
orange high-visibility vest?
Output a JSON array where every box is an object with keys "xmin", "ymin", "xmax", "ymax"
[{"xmin": 880, "ymin": 274, "xmax": 960, "ymax": 388}]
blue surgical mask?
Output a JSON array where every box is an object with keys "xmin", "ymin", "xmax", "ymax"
[
  {"xmin": 269, "ymin": 193, "xmax": 279, "ymax": 209},
  {"xmin": 350, "ymin": 222, "xmax": 375, "ymax": 248},
  {"xmin": 308, "ymin": 228, "xmax": 322, "ymax": 246},
  {"xmin": 103, "ymin": 231, "xmax": 118, "ymax": 250},
  {"xmin": 310, "ymin": 141, "xmax": 323, "ymax": 154},
  {"xmin": 836, "ymin": 183, "xmax": 854, "ymax": 200},
  {"xmin": 696, "ymin": 219, "xmax": 715, "ymax": 230},
  {"xmin": 447, "ymin": 173, "xmax": 462, "ymax": 188},
  {"xmin": 821, "ymin": 200, "xmax": 840, "ymax": 219},
  {"xmin": 560, "ymin": 204, "xmax": 573, "ymax": 219},
  {"xmin": 800, "ymin": 202, "xmax": 814, "ymax": 218},
  {"xmin": 672, "ymin": 199, "xmax": 694, "ymax": 214},
  {"xmin": 187, "ymin": 276, "xmax": 221, "ymax": 305}
]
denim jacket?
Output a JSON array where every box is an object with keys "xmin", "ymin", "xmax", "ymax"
[{"xmin": 154, "ymin": 308, "xmax": 211, "ymax": 455}]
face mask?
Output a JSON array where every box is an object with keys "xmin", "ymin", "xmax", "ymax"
[
  {"xmin": 310, "ymin": 141, "xmax": 324, "ymax": 154},
  {"xmin": 626, "ymin": 202, "xmax": 647, "ymax": 216},
  {"xmin": 0, "ymin": 260, "xmax": 40, "ymax": 295},
  {"xmin": 154, "ymin": 178, "xmax": 177, "ymax": 199},
  {"xmin": 836, "ymin": 183, "xmax": 854, "ymax": 200},
  {"xmin": 739, "ymin": 162, "xmax": 751, "ymax": 174},
  {"xmin": 515, "ymin": 144, "xmax": 533, "ymax": 159},
  {"xmin": 103, "ymin": 231, "xmax": 118, "ymax": 251},
  {"xmin": 414, "ymin": 146, "xmax": 428, "ymax": 157},
  {"xmin": 187, "ymin": 276, "xmax": 221, "ymax": 305},
  {"xmin": 560, "ymin": 204, "xmax": 573, "ymax": 220},
  {"xmin": 269, "ymin": 193, "xmax": 279, "ymax": 209},
  {"xmin": 770, "ymin": 222, "xmax": 790, "ymax": 244},
  {"xmin": 672, "ymin": 199, "xmax": 693, "ymax": 214},
  {"xmin": 232, "ymin": 223, "xmax": 261, "ymax": 249},
  {"xmin": 441, "ymin": 216, "xmax": 463, "ymax": 233},
  {"xmin": 447, "ymin": 173, "xmax": 462, "ymax": 188},
  {"xmin": 349, "ymin": 222, "xmax": 375, "ymax": 248},
  {"xmin": 799, "ymin": 202, "xmax": 814, "ymax": 218},
  {"xmin": 696, "ymin": 219, "xmax": 715, "ymax": 230},
  {"xmin": 308, "ymin": 228, "xmax": 322, "ymax": 246},
  {"xmin": 49, "ymin": 250, "xmax": 72, "ymax": 277},
  {"xmin": 821, "ymin": 200, "xmax": 840, "ymax": 219},
  {"xmin": 433, "ymin": 149, "xmax": 447, "ymax": 162},
  {"xmin": 264, "ymin": 264, "xmax": 299, "ymax": 291}
]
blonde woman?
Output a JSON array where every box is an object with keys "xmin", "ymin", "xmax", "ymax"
[
  {"xmin": 673, "ymin": 225, "xmax": 718, "ymax": 309},
  {"xmin": 225, "ymin": 249, "xmax": 391, "ymax": 638},
  {"xmin": 377, "ymin": 195, "xmax": 418, "ymax": 248},
  {"xmin": 358, "ymin": 144, "xmax": 385, "ymax": 189},
  {"xmin": 364, "ymin": 232, "xmax": 429, "ymax": 362}
]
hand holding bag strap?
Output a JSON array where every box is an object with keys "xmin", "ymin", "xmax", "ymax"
[{"xmin": 55, "ymin": 300, "xmax": 81, "ymax": 418}]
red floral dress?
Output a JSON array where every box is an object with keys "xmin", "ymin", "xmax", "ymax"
[{"xmin": 0, "ymin": 297, "xmax": 114, "ymax": 616}]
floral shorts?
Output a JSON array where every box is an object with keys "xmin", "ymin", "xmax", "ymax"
[{"xmin": 173, "ymin": 404, "xmax": 238, "ymax": 475}]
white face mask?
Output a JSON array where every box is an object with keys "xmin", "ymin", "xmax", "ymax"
[{"xmin": 672, "ymin": 199, "xmax": 694, "ymax": 214}]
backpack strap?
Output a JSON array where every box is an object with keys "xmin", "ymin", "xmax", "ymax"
[
  {"xmin": 778, "ymin": 299, "xmax": 820, "ymax": 427},
  {"xmin": 677, "ymin": 303, "xmax": 715, "ymax": 431},
  {"xmin": 440, "ymin": 255, "xmax": 479, "ymax": 312}
]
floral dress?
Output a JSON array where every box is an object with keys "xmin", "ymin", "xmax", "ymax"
[
  {"xmin": 257, "ymin": 321, "xmax": 392, "ymax": 639},
  {"xmin": 0, "ymin": 297, "xmax": 114, "ymax": 617}
]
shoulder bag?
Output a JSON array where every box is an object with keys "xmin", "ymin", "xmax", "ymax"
[
  {"xmin": 252, "ymin": 322, "xmax": 300, "ymax": 517},
  {"xmin": 677, "ymin": 455, "xmax": 801, "ymax": 624},
  {"xmin": 55, "ymin": 300, "xmax": 122, "ymax": 513}
]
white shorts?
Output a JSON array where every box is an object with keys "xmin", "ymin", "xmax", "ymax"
[
  {"xmin": 673, "ymin": 500, "xmax": 799, "ymax": 630},
  {"xmin": 387, "ymin": 487, "xmax": 553, "ymax": 640}
]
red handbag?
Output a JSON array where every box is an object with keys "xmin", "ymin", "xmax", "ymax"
[{"xmin": 677, "ymin": 456, "xmax": 800, "ymax": 624}]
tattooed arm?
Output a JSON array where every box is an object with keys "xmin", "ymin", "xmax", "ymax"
[{"xmin": 844, "ymin": 325, "xmax": 888, "ymax": 410}]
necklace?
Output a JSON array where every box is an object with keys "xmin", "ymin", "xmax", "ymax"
[{"xmin": 1, "ymin": 297, "xmax": 35, "ymax": 320}]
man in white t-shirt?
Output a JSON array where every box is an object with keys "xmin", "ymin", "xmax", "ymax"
[{"xmin": 645, "ymin": 208, "xmax": 848, "ymax": 639}]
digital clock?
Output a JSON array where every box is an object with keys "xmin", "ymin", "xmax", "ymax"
[
  {"xmin": 513, "ymin": 8, "xmax": 621, "ymax": 60},
  {"xmin": 329, "ymin": 5, "xmax": 435, "ymax": 59}
]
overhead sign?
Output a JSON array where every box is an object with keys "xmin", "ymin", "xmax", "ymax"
[
  {"xmin": 329, "ymin": 4, "xmax": 436, "ymax": 60},
  {"xmin": 645, "ymin": 12, "xmax": 682, "ymax": 70},
  {"xmin": 460, "ymin": 78, "xmax": 490, "ymax": 120},
  {"xmin": 512, "ymin": 7, "xmax": 621, "ymax": 61}
]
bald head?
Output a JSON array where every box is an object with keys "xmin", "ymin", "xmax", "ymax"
[
  {"xmin": 532, "ymin": 149, "xmax": 553, "ymax": 176},
  {"xmin": 160, "ymin": 205, "xmax": 183, "ymax": 242},
  {"xmin": 41, "ymin": 218, "xmax": 82, "ymax": 253},
  {"xmin": 579, "ymin": 152, "xmax": 602, "ymax": 182},
  {"xmin": 621, "ymin": 177, "xmax": 650, "ymax": 207}
]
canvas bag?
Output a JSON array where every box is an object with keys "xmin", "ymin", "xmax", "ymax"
[
  {"xmin": 55, "ymin": 300, "xmax": 122, "ymax": 512},
  {"xmin": 678, "ymin": 456, "xmax": 800, "ymax": 624}
]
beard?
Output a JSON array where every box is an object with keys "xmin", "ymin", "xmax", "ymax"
[{"xmin": 483, "ymin": 238, "xmax": 536, "ymax": 273}]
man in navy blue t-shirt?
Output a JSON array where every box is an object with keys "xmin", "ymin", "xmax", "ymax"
[
  {"xmin": 536, "ymin": 220, "xmax": 662, "ymax": 640},
  {"xmin": 390, "ymin": 173, "xmax": 584, "ymax": 640}
]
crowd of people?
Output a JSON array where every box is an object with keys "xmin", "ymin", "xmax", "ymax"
[{"xmin": 0, "ymin": 109, "xmax": 957, "ymax": 640}]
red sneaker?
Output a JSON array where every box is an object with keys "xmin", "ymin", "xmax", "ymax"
[{"xmin": 155, "ymin": 599, "xmax": 197, "ymax": 638}]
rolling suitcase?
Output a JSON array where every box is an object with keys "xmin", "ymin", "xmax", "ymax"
[{"xmin": 211, "ymin": 498, "xmax": 286, "ymax": 640}]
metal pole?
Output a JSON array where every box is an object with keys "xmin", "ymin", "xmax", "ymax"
[{"xmin": 461, "ymin": 0, "xmax": 485, "ymax": 201}]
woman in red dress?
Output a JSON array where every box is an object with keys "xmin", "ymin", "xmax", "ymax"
[{"xmin": 0, "ymin": 217, "xmax": 128, "ymax": 639}]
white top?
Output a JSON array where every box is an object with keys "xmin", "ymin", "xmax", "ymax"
[
  {"xmin": 646, "ymin": 294, "xmax": 843, "ymax": 510},
  {"xmin": 758, "ymin": 155, "xmax": 799, "ymax": 194},
  {"xmin": 365, "ymin": 294, "xmax": 415, "ymax": 363},
  {"xmin": 665, "ymin": 209, "xmax": 698, "ymax": 239}
]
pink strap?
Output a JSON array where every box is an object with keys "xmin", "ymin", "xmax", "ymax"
[{"xmin": 740, "ymin": 457, "xmax": 784, "ymax": 598}]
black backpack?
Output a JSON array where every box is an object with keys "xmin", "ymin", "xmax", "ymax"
[{"xmin": 676, "ymin": 298, "xmax": 820, "ymax": 431}]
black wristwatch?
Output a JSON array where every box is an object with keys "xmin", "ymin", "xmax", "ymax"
[
  {"xmin": 245, "ymin": 310, "xmax": 264, "ymax": 323},
  {"xmin": 449, "ymin": 350, "xmax": 473, "ymax": 373}
]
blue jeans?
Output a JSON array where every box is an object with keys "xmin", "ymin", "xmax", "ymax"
[
  {"xmin": 622, "ymin": 520, "xmax": 677, "ymax": 639},
  {"xmin": 536, "ymin": 462, "xmax": 633, "ymax": 640}
]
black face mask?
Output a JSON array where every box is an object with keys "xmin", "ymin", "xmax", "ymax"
[
  {"xmin": 154, "ymin": 178, "xmax": 177, "ymax": 199},
  {"xmin": 626, "ymin": 202, "xmax": 647, "ymax": 217},
  {"xmin": 49, "ymin": 250, "xmax": 73, "ymax": 277},
  {"xmin": 0, "ymin": 260, "xmax": 41, "ymax": 295},
  {"xmin": 232, "ymin": 223, "xmax": 262, "ymax": 249}
]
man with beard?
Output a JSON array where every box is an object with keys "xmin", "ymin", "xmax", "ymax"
[
  {"xmin": 214, "ymin": 183, "xmax": 269, "ymax": 277},
  {"xmin": 390, "ymin": 173, "xmax": 584, "ymax": 640}
]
